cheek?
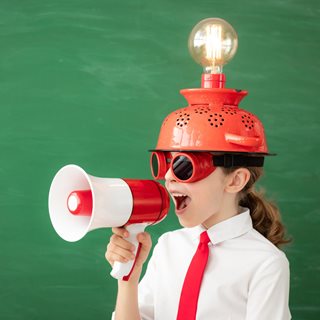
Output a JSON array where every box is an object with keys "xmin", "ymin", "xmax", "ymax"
[
  {"xmin": 191, "ymin": 184, "xmax": 224, "ymax": 211},
  {"xmin": 187, "ymin": 169, "xmax": 226, "ymax": 212}
]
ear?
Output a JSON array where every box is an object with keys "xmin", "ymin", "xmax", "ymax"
[{"xmin": 224, "ymin": 168, "xmax": 251, "ymax": 194}]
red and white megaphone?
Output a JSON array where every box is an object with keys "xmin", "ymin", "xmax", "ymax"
[{"xmin": 48, "ymin": 164, "xmax": 170, "ymax": 281}]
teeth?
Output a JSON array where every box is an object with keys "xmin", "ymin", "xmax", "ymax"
[
  {"xmin": 172, "ymin": 193, "xmax": 191, "ymax": 211},
  {"xmin": 171, "ymin": 193, "xmax": 187, "ymax": 197}
]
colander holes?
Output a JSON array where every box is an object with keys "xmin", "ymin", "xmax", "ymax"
[
  {"xmin": 207, "ymin": 113, "xmax": 224, "ymax": 127},
  {"xmin": 222, "ymin": 106, "xmax": 237, "ymax": 115}
]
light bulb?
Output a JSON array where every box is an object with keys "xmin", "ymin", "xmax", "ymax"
[{"xmin": 188, "ymin": 18, "xmax": 238, "ymax": 74}]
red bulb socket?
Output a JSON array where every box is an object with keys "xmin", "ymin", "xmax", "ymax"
[{"xmin": 201, "ymin": 73, "xmax": 226, "ymax": 88}]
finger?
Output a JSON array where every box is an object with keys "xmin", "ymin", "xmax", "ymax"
[
  {"xmin": 106, "ymin": 250, "xmax": 130, "ymax": 264},
  {"xmin": 110, "ymin": 234, "xmax": 136, "ymax": 252},
  {"xmin": 112, "ymin": 227, "xmax": 129, "ymax": 238},
  {"xmin": 106, "ymin": 245, "xmax": 136, "ymax": 263}
]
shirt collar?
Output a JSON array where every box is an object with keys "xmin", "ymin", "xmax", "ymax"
[{"xmin": 190, "ymin": 208, "xmax": 253, "ymax": 245}]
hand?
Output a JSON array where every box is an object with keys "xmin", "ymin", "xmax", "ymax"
[{"xmin": 105, "ymin": 227, "xmax": 152, "ymax": 283}]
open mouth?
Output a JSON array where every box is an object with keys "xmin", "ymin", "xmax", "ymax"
[{"xmin": 172, "ymin": 194, "xmax": 191, "ymax": 212}]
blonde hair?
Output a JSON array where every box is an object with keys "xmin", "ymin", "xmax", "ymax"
[{"xmin": 223, "ymin": 167, "xmax": 291, "ymax": 248}]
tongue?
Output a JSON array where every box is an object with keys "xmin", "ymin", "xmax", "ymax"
[{"xmin": 178, "ymin": 196, "xmax": 191, "ymax": 210}]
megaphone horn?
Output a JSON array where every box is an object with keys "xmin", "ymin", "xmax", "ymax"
[{"xmin": 48, "ymin": 164, "xmax": 170, "ymax": 280}]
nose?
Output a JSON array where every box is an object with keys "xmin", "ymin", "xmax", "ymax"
[{"xmin": 164, "ymin": 167, "xmax": 176, "ymax": 182}]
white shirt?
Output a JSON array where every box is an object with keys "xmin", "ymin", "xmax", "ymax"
[{"xmin": 136, "ymin": 209, "xmax": 291, "ymax": 320}]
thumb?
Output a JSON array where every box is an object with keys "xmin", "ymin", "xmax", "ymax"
[{"xmin": 135, "ymin": 232, "xmax": 152, "ymax": 267}]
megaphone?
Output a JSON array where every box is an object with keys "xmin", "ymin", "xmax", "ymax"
[{"xmin": 48, "ymin": 164, "xmax": 170, "ymax": 281}]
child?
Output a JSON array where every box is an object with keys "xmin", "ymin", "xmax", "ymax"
[{"xmin": 106, "ymin": 90, "xmax": 291, "ymax": 319}]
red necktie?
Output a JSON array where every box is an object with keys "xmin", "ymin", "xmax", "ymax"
[{"xmin": 176, "ymin": 231, "xmax": 211, "ymax": 320}]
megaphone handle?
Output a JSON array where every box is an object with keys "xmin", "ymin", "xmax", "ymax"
[{"xmin": 110, "ymin": 223, "xmax": 148, "ymax": 281}]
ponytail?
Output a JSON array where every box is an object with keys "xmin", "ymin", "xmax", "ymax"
[{"xmin": 223, "ymin": 167, "xmax": 291, "ymax": 248}]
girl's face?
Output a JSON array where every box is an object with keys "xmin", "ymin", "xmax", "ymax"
[{"xmin": 165, "ymin": 159, "xmax": 238, "ymax": 229}]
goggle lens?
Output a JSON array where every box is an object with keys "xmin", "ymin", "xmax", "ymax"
[
  {"xmin": 172, "ymin": 155, "xmax": 193, "ymax": 181},
  {"xmin": 151, "ymin": 153, "xmax": 159, "ymax": 178}
]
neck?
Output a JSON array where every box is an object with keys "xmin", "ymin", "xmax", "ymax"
[{"xmin": 202, "ymin": 197, "xmax": 240, "ymax": 229}]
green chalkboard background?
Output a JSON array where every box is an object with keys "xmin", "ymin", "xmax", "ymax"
[{"xmin": 1, "ymin": 0, "xmax": 319, "ymax": 319}]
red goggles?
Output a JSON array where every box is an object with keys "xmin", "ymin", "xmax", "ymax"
[{"xmin": 150, "ymin": 152, "xmax": 216, "ymax": 183}]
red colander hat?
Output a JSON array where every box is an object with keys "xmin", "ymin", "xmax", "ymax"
[{"xmin": 153, "ymin": 86, "xmax": 270, "ymax": 155}]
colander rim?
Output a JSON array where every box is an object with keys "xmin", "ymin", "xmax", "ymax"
[{"xmin": 148, "ymin": 149, "xmax": 276, "ymax": 157}]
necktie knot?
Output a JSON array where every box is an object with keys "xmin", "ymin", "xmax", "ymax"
[{"xmin": 200, "ymin": 231, "xmax": 210, "ymax": 245}]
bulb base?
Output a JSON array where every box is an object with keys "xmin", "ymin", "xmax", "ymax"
[{"xmin": 201, "ymin": 73, "xmax": 226, "ymax": 89}]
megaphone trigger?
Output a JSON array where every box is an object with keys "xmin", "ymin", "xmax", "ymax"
[{"xmin": 110, "ymin": 223, "xmax": 148, "ymax": 281}]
